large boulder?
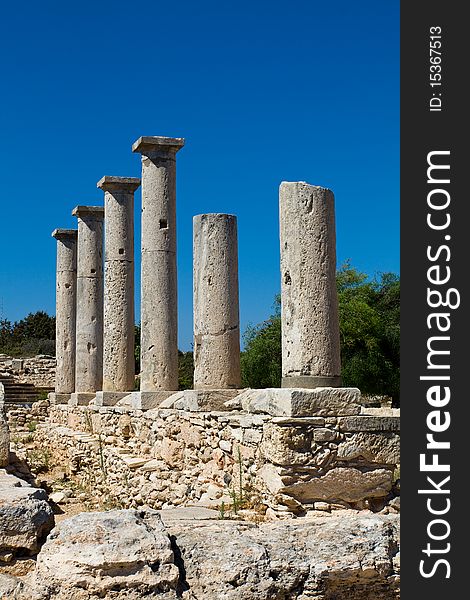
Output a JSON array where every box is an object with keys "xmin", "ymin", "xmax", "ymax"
[
  {"xmin": 21, "ymin": 508, "xmax": 399, "ymax": 599},
  {"xmin": 166, "ymin": 511, "xmax": 400, "ymax": 600},
  {"xmin": 0, "ymin": 470, "xmax": 54, "ymax": 555},
  {"xmin": 32, "ymin": 509, "xmax": 179, "ymax": 599}
]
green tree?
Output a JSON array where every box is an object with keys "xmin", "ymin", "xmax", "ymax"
[
  {"xmin": 178, "ymin": 350, "xmax": 194, "ymax": 390},
  {"xmin": 240, "ymin": 296, "xmax": 282, "ymax": 388},
  {"xmin": 0, "ymin": 311, "xmax": 56, "ymax": 356},
  {"xmin": 337, "ymin": 263, "xmax": 400, "ymax": 406},
  {"xmin": 13, "ymin": 311, "xmax": 55, "ymax": 341},
  {"xmin": 240, "ymin": 264, "xmax": 400, "ymax": 405}
]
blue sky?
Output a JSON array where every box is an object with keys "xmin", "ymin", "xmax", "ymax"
[{"xmin": 0, "ymin": 0, "xmax": 399, "ymax": 350}]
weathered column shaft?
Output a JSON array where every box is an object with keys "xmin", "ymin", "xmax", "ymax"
[
  {"xmin": 72, "ymin": 206, "xmax": 105, "ymax": 393},
  {"xmin": 52, "ymin": 229, "xmax": 77, "ymax": 394},
  {"xmin": 279, "ymin": 182, "xmax": 341, "ymax": 388},
  {"xmin": 98, "ymin": 177, "xmax": 140, "ymax": 392},
  {"xmin": 132, "ymin": 136, "xmax": 184, "ymax": 391},
  {"xmin": 193, "ymin": 213, "xmax": 241, "ymax": 389}
]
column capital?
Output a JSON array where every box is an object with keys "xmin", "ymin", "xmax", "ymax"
[
  {"xmin": 132, "ymin": 136, "xmax": 185, "ymax": 156},
  {"xmin": 72, "ymin": 206, "xmax": 105, "ymax": 219},
  {"xmin": 52, "ymin": 228, "xmax": 78, "ymax": 240},
  {"xmin": 97, "ymin": 176, "xmax": 141, "ymax": 192}
]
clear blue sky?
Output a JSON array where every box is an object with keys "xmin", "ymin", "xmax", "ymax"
[{"xmin": 0, "ymin": 0, "xmax": 399, "ymax": 351}]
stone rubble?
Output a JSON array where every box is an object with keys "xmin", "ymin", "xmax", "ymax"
[{"xmin": 0, "ymin": 355, "xmax": 56, "ymax": 389}]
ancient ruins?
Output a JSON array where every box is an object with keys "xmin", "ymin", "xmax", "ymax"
[
  {"xmin": 0, "ymin": 135, "xmax": 400, "ymax": 599},
  {"xmin": 43, "ymin": 133, "xmax": 400, "ymax": 512}
]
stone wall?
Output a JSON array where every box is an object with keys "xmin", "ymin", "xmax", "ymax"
[
  {"xmin": 7, "ymin": 399, "xmax": 50, "ymax": 431},
  {"xmin": 0, "ymin": 355, "xmax": 56, "ymax": 388},
  {"xmin": 37, "ymin": 402, "xmax": 400, "ymax": 516}
]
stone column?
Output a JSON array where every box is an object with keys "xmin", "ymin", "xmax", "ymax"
[
  {"xmin": 279, "ymin": 182, "xmax": 341, "ymax": 388},
  {"xmin": 72, "ymin": 206, "xmax": 104, "ymax": 399},
  {"xmin": 51, "ymin": 229, "xmax": 78, "ymax": 399},
  {"xmin": 132, "ymin": 136, "xmax": 184, "ymax": 392},
  {"xmin": 193, "ymin": 213, "xmax": 241, "ymax": 389},
  {"xmin": 97, "ymin": 177, "xmax": 140, "ymax": 397}
]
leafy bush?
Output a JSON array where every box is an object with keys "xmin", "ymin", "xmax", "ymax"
[
  {"xmin": 240, "ymin": 263, "xmax": 400, "ymax": 406},
  {"xmin": 0, "ymin": 311, "xmax": 55, "ymax": 357}
]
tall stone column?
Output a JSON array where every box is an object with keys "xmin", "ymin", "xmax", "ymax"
[
  {"xmin": 193, "ymin": 213, "xmax": 241, "ymax": 389},
  {"xmin": 279, "ymin": 182, "xmax": 341, "ymax": 388},
  {"xmin": 72, "ymin": 206, "xmax": 104, "ymax": 399},
  {"xmin": 51, "ymin": 229, "xmax": 77, "ymax": 399},
  {"xmin": 98, "ymin": 176, "xmax": 140, "ymax": 396},
  {"xmin": 132, "ymin": 136, "xmax": 184, "ymax": 392}
]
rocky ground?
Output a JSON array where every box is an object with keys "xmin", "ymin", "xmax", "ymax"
[
  {"xmin": 1, "ymin": 500, "xmax": 399, "ymax": 600},
  {"xmin": 1, "ymin": 410, "xmax": 400, "ymax": 599}
]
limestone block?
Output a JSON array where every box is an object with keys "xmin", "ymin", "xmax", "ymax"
[
  {"xmin": 94, "ymin": 391, "xmax": 131, "ymax": 407},
  {"xmin": 260, "ymin": 423, "xmax": 312, "ymax": 466},
  {"xmin": 238, "ymin": 387, "xmax": 361, "ymax": 417},
  {"xmin": 0, "ymin": 574, "xmax": 25, "ymax": 598},
  {"xmin": 174, "ymin": 389, "xmax": 241, "ymax": 412},
  {"xmin": 337, "ymin": 432, "xmax": 400, "ymax": 465},
  {"xmin": 338, "ymin": 416, "xmax": 401, "ymax": 432},
  {"xmin": 167, "ymin": 513, "xmax": 399, "ymax": 599},
  {"xmin": 156, "ymin": 438, "xmax": 183, "ymax": 468},
  {"xmin": 0, "ymin": 471, "xmax": 54, "ymax": 554},
  {"xmin": 312, "ymin": 427, "xmax": 337, "ymax": 442},
  {"xmin": 115, "ymin": 391, "xmax": 178, "ymax": 410},
  {"xmin": 34, "ymin": 509, "xmax": 179, "ymax": 595},
  {"xmin": 48, "ymin": 392, "xmax": 71, "ymax": 405},
  {"xmin": 279, "ymin": 182, "xmax": 341, "ymax": 387},
  {"xmin": 258, "ymin": 463, "xmax": 284, "ymax": 495},
  {"xmin": 69, "ymin": 392, "xmax": 96, "ymax": 406},
  {"xmin": 282, "ymin": 467, "xmax": 393, "ymax": 503}
]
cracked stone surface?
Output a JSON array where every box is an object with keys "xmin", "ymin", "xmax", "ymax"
[
  {"xmin": 8, "ymin": 509, "xmax": 399, "ymax": 599},
  {"xmin": 193, "ymin": 213, "xmax": 241, "ymax": 389},
  {"xmin": 279, "ymin": 182, "xmax": 341, "ymax": 387},
  {"xmin": 99, "ymin": 177, "xmax": 139, "ymax": 393},
  {"xmin": 134, "ymin": 137, "xmax": 184, "ymax": 392},
  {"xmin": 51, "ymin": 230, "xmax": 77, "ymax": 395},
  {"xmin": 73, "ymin": 206, "xmax": 104, "ymax": 394}
]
